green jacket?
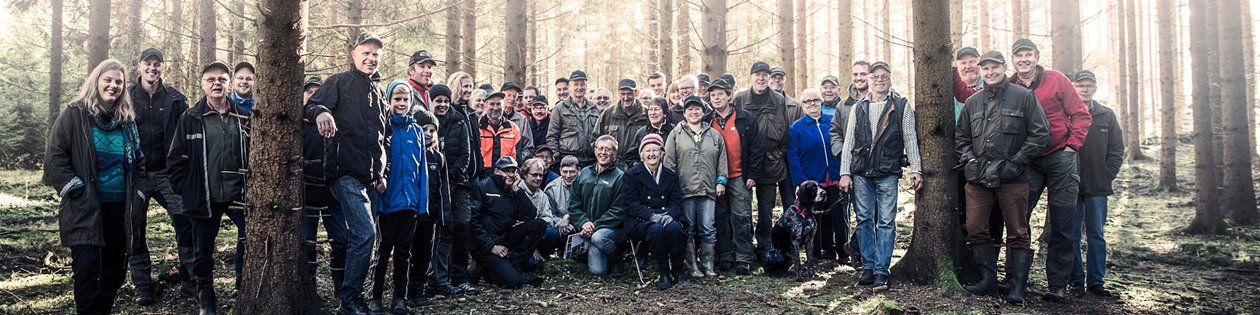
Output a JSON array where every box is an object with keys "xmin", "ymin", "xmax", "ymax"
[{"xmin": 567, "ymin": 164, "xmax": 626, "ymax": 230}]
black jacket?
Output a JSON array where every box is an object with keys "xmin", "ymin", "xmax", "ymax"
[
  {"xmin": 732, "ymin": 87, "xmax": 802, "ymax": 184},
  {"xmin": 303, "ymin": 68, "xmax": 389, "ymax": 186},
  {"xmin": 438, "ymin": 107, "xmax": 476, "ymax": 186},
  {"xmin": 1078, "ymin": 101, "xmax": 1125, "ymax": 196},
  {"xmin": 168, "ymin": 98, "xmax": 251, "ymax": 219},
  {"xmin": 956, "ymin": 79, "xmax": 1051, "ymax": 187},
  {"xmin": 619, "ymin": 163, "xmax": 684, "ymax": 222},
  {"xmin": 848, "ymin": 93, "xmax": 909, "ymax": 177},
  {"xmin": 426, "ymin": 146, "xmax": 452, "ymax": 225},
  {"xmin": 625, "ymin": 122, "xmax": 674, "ymax": 165},
  {"xmin": 705, "ymin": 107, "xmax": 765, "ymax": 182},
  {"xmin": 130, "ymin": 79, "xmax": 187, "ymax": 172},
  {"xmin": 302, "ymin": 121, "xmax": 336, "ymax": 207},
  {"xmin": 470, "ymin": 175, "xmax": 538, "ymax": 252}
]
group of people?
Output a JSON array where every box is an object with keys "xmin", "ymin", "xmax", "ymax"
[{"xmin": 43, "ymin": 27, "xmax": 1124, "ymax": 315}]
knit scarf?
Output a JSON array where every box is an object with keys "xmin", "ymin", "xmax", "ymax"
[
  {"xmin": 90, "ymin": 109, "xmax": 141, "ymax": 172},
  {"xmin": 230, "ymin": 92, "xmax": 255, "ymax": 114}
]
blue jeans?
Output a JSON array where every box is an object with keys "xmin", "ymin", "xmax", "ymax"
[
  {"xmin": 853, "ymin": 175, "xmax": 899, "ymax": 276},
  {"xmin": 1072, "ymin": 195, "xmax": 1108, "ymax": 287},
  {"xmin": 330, "ymin": 176, "xmax": 379, "ymax": 304},
  {"xmin": 585, "ymin": 228, "xmax": 621, "ymax": 275},
  {"xmin": 683, "ymin": 197, "xmax": 717, "ymax": 243}
]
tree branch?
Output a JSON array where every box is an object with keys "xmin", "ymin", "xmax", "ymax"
[{"xmin": 311, "ymin": 2, "xmax": 458, "ymax": 30}]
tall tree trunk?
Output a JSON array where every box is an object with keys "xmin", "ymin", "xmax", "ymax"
[
  {"xmin": 1012, "ymin": 0, "xmax": 1028, "ymax": 39},
  {"xmin": 838, "ymin": 0, "xmax": 853, "ymax": 71},
  {"xmin": 1241, "ymin": 0, "xmax": 1258, "ymax": 159},
  {"xmin": 88, "ymin": 0, "xmax": 111, "ymax": 70},
  {"xmin": 504, "ymin": 0, "xmax": 526, "ymax": 84},
  {"xmin": 677, "ymin": 1, "xmax": 692, "ymax": 75},
  {"xmin": 778, "ymin": 0, "xmax": 795, "ymax": 94},
  {"xmin": 1126, "ymin": 0, "xmax": 1148, "ymax": 160},
  {"xmin": 1218, "ymin": 0, "xmax": 1260, "ymax": 225},
  {"xmin": 129, "ymin": 0, "xmax": 142, "ymax": 54},
  {"xmin": 1207, "ymin": 0, "xmax": 1226, "ymax": 193},
  {"xmin": 892, "ymin": 0, "xmax": 965, "ymax": 286},
  {"xmin": 237, "ymin": 0, "xmax": 320, "ymax": 311},
  {"xmin": 230, "ymin": 0, "xmax": 246, "ymax": 62},
  {"xmin": 1052, "ymin": 0, "xmax": 1081, "ymax": 72},
  {"xmin": 445, "ymin": 0, "xmax": 462, "ymax": 77},
  {"xmin": 48, "ymin": 0, "xmax": 63, "ymax": 129},
  {"xmin": 527, "ymin": 0, "xmax": 538, "ymax": 86},
  {"xmin": 949, "ymin": 0, "xmax": 962, "ymax": 44},
  {"xmin": 168, "ymin": 0, "xmax": 186, "ymax": 89},
  {"xmin": 979, "ymin": 0, "xmax": 990, "ymax": 50},
  {"xmin": 794, "ymin": 0, "xmax": 807, "ymax": 94},
  {"xmin": 344, "ymin": 0, "xmax": 363, "ymax": 65},
  {"xmin": 701, "ymin": 0, "xmax": 727, "ymax": 77},
  {"xmin": 1157, "ymin": 0, "xmax": 1177, "ymax": 191},
  {"xmin": 646, "ymin": 0, "xmax": 659, "ymax": 71},
  {"xmin": 462, "ymin": 0, "xmax": 477, "ymax": 79},
  {"xmin": 199, "ymin": 0, "xmax": 216, "ymax": 65},
  {"xmin": 1185, "ymin": 0, "xmax": 1227, "ymax": 235},
  {"xmin": 880, "ymin": 0, "xmax": 892, "ymax": 59},
  {"xmin": 658, "ymin": 0, "xmax": 674, "ymax": 79},
  {"xmin": 1112, "ymin": 0, "xmax": 1127, "ymax": 126}
]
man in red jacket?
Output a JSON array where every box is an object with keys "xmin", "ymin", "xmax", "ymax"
[{"xmin": 1006, "ymin": 38, "xmax": 1093, "ymax": 303}]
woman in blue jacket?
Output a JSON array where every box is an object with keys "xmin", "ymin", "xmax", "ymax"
[
  {"xmin": 370, "ymin": 80, "xmax": 428, "ymax": 314},
  {"xmin": 787, "ymin": 88, "xmax": 848, "ymax": 262}
]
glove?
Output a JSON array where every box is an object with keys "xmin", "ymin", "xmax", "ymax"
[{"xmin": 651, "ymin": 213, "xmax": 674, "ymax": 227}]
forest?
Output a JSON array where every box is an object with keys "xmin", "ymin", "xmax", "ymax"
[{"xmin": 0, "ymin": 0, "xmax": 1258, "ymax": 314}]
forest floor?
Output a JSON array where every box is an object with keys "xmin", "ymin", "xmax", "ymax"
[{"xmin": 1, "ymin": 145, "xmax": 1259, "ymax": 314}]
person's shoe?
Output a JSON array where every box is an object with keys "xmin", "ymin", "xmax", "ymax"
[
  {"xmin": 1069, "ymin": 283, "xmax": 1086, "ymax": 296},
  {"xmin": 456, "ymin": 282, "xmax": 481, "ymax": 295},
  {"xmin": 337, "ymin": 300, "xmax": 368, "ymax": 315},
  {"xmin": 735, "ymin": 264, "xmax": 751, "ymax": 275},
  {"xmin": 1087, "ymin": 285, "xmax": 1115, "ymax": 297},
  {"xmin": 1043, "ymin": 286, "xmax": 1068, "ymax": 303},
  {"xmin": 871, "ymin": 274, "xmax": 889, "ymax": 292},
  {"xmin": 406, "ymin": 283, "xmax": 429, "ymax": 307},
  {"xmin": 715, "ymin": 261, "xmax": 732, "ymax": 271},
  {"xmin": 818, "ymin": 249, "xmax": 837, "ymax": 261},
  {"xmin": 136, "ymin": 287, "xmax": 156, "ymax": 305},
  {"xmin": 671, "ymin": 255, "xmax": 691, "ymax": 284},
  {"xmin": 367, "ymin": 298, "xmax": 384, "ymax": 313},
  {"xmin": 1005, "ymin": 248, "xmax": 1033, "ymax": 304},
  {"xmin": 430, "ymin": 284, "xmax": 462, "ymax": 297},
  {"xmin": 609, "ymin": 259, "xmax": 625, "ymax": 279},
  {"xmin": 525, "ymin": 273, "xmax": 546, "ymax": 287},
  {"xmin": 407, "ymin": 292, "xmax": 429, "ymax": 307},
  {"xmin": 700, "ymin": 242, "xmax": 718, "ymax": 277},
  {"xmin": 685, "ymin": 241, "xmax": 703, "ymax": 278},
  {"xmin": 857, "ymin": 269, "xmax": 875, "ymax": 286},
  {"xmin": 198, "ymin": 282, "xmax": 218, "ymax": 315},
  {"xmin": 963, "ymin": 245, "xmax": 998, "ymax": 295},
  {"xmin": 390, "ymin": 297, "xmax": 408, "ymax": 315},
  {"xmin": 180, "ymin": 280, "xmax": 197, "ymax": 298}
]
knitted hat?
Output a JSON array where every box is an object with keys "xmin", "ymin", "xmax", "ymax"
[
  {"xmin": 430, "ymin": 84, "xmax": 452, "ymax": 101},
  {"xmin": 640, "ymin": 133, "xmax": 665, "ymax": 153},
  {"xmin": 413, "ymin": 108, "xmax": 440, "ymax": 130}
]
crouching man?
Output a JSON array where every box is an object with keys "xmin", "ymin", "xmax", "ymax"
[{"xmin": 469, "ymin": 157, "xmax": 547, "ymax": 288}]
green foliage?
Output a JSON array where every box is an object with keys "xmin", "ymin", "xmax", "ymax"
[{"xmin": 0, "ymin": 101, "xmax": 47, "ymax": 169}]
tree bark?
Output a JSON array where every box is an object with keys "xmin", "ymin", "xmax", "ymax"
[
  {"xmin": 949, "ymin": 0, "xmax": 962, "ymax": 44},
  {"xmin": 88, "ymin": 0, "xmax": 111, "ymax": 70},
  {"xmin": 1051, "ymin": 0, "xmax": 1081, "ymax": 72},
  {"xmin": 129, "ymin": 0, "xmax": 142, "ymax": 55},
  {"xmin": 462, "ymin": 0, "xmax": 477, "ymax": 79},
  {"xmin": 701, "ymin": 0, "xmax": 728, "ymax": 77},
  {"xmin": 504, "ymin": 0, "xmax": 526, "ymax": 84},
  {"xmin": 880, "ymin": 0, "xmax": 892, "ymax": 59},
  {"xmin": 199, "ymin": 0, "xmax": 216, "ymax": 65},
  {"xmin": 1185, "ymin": 0, "xmax": 1227, "ymax": 235},
  {"xmin": 1207, "ymin": 0, "xmax": 1226, "ymax": 192},
  {"xmin": 527, "ymin": 0, "xmax": 538, "ymax": 86},
  {"xmin": 48, "ymin": 0, "xmax": 63, "ymax": 129},
  {"xmin": 778, "ymin": 0, "xmax": 795, "ymax": 94},
  {"xmin": 236, "ymin": 0, "xmax": 321, "ymax": 312},
  {"xmin": 1157, "ymin": 0, "xmax": 1177, "ymax": 191},
  {"xmin": 1126, "ymin": 0, "xmax": 1148, "ymax": 160},
  {"xmin": 838, "ymin": 0, "xmax": 853, "ymax": 72},
  {"xmin": 1113, "ymin": 0, "xmax": 1127, "ymax": 126},
  {"xmin": 445, "ymin": 0, "xmax": 462, "ymax": 77},
  {"xmin": 658, "ymin": 0, "xmax": 674, "ymax": 80},
  {"xmin": 892, "ymin": 0, "xmax": 965, "ymax": 287},
  {"xmin": 1012, "ymin": 0, "xmax": 1028, "ymax": 40},
  {"xmin": 979, "ymin": 0, "xmax": 990, "ymax": 50},
  {"xmin": 795, "ymin": 0, "xmax": 808, "ymax": 94},
  {"xmin": 1218, "ymin": 0, "xmax": 1260, "ymax": 225},
  {"xmin": 677, "ymin": 1, "xmax": 693, "ymax": 75},
  {"xmin": 646, "ymin": 0, "xmax": 659, "ymax": 71},
  {"xmin": 1241, "ymin": 0, "xmax": 1258, "ymax": 159}
]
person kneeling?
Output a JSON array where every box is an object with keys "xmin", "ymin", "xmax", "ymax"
[
  {"xmin": 469, "ymin": 157, "xmax": 547, "ymax": 288},
  {"xmin": 619, "ymin": 134, "xmax": 688, "ymax": 289}
]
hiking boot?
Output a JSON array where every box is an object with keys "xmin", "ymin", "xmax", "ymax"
[
  {"xmin": 136, "ymin": 286, "xmax": 156, "ymax": 306},
  {"xmin": 455, "ymin": 282, "xmax": 480, "ymax": 295},
  {"xmin": 609, "ymin": 253, "xmax": 625, "ymax": 279},
  {"xmin": 180, "ymin": 280, "xmax": 197, "ymax": 298},
  {"xmin": 430, "ymin": 284, "xmax": 462, "ymax": 297},
  {"xmin": 963, "ymin": 245, "xmax": 998, "ymax": 295},
  {"xmin": 735, "ymin": 264, "xmax": 751, "ymax": 276},
  {"xmin": 1043, "ymin": 286, "xmax": 1068, "ymax": 303},
  {"xmin": 857, "ymin": 269, "xmax": 875, "ymax": 286},
  {"xmin": 1069, "ymin": 282, "xmax": 1086, "ymax": 297},
  {"xmin": 1005, "ymin": 248, "xmax": 1033, "ymax": 304},
  {"xmin": 367, "ymin": 299, "xmax": 384, "ymax": 313},
  {"xmin": 1087, "ymin": 285, "xmax": 1115, "ymax": 297},
  {"xmin": 390, "ymin": 297, "xmax": 408, "ymax": 315},
  {"xmin": 872, "ymin": 274, "xmax": 889, "ymax": 292},
  {"xmin": 337, "ymin": 300, "xmax": 368, "ymax": 315},
  {"xmin": 197, "ymin": 282, "xmax": 217, "ymax": 315}
]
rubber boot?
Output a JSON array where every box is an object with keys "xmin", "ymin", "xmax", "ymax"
[
  {"xmin": 700, "ymin": 242, "xmax": 718, "ymax": 277},
  {"xmin": 655, "ymin": 257, "xmax": 674, "ymax": 290},
  {"xmin": 671, "ymin": 254, "xmax": 690, "ymax": 284},
  {"xmin": 1005, "ymin": 248, "xmax": 1033, "ymax": 304},
  {"xmin": 685, "ymin": 241, "xmax": 703, "ymax": 278},
  {"xmin": 964, "ymin": 245, "xmax": 998, "ymax": 295},
  {"xmin": 197, "ymin": 281, "xmax": 217, "ymax": 315}
]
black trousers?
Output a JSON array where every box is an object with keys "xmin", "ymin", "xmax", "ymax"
[
  {"xmin": 190, "ymin": 202, "xmax": 243, "ymax": 291},
  {"xmin": 472, "ymin": 219, "xmax": 546, "ymax": 288},
  {"xmin": 624, "ymin": 218, "xmax": 686, "ymax": 259},
  {"xmin": 813, "ymin": 186, "xmax": 850, "ymax": 258},
  {"xmin": 407, "ymin": 216, "xmax": 436, "ymax": 293},
  {"xmin": 371, "ymin": 211, "xmax": 418, "ymax": 300},
  {"xmin": 71, "ymin": 202, "xmax": 128, "ymax": 315},
  {"xmin": 755, "ymin": 179, "xmax": 796, "ymax": 252},
  {"xmin": 129, "ymin": 172, "xmax": 189, "ymax": 291}
]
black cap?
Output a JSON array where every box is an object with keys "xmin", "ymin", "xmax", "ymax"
[
  {"xmin": 979, "ymin": 50, "xmax": 1006, "ymax": 66},
  {"xmin": 530, "ymin": 95, "xmax": 549, "ymax": 106},
  {"xmin": 534, "ymin": 144, "xmax": 555, "ymax": 154},
  {"xmin": 707, "ymin": 78, "xmax": 732, "ymax": 91},
  {"xmin": 770, "ymin": 67, "xmax": 786, "ymax": 77},
  {"xmin": 202, "ymin": 61, "xmax": 230, "ymax": 75},
  {"xmin": 720, "ymin": 73, "xmax": 736, "ymax": 87},
  {"xmin": 413, "ymin": 108, "xmax": 440, "ymax": 129},
  {"xmin": 869, "ymin": 61, "xmax": 891, "ymax": 74},
  {"xmin": 485, "ymin": 91, "xmax": 506, "ymax": 101},
  {"xmin": 304, "ymin": 76, "xmax": 323, "ymax": 88},
  {"xmin": 139, "ymin": 48, "xmax": 164, "ymax": 62},
  {"xmin": 821, "ymin": 75, "xmax": 841, "ymax": 86},
  {"xmin": 409, "ymin": 50, "xmax": 436, "ymax": 66},
  {"xmin": 430, "ymin": 84, "xmax": 452, "ymax": 101},
  {"xmin": 1012, "ymin": 38, "xmax": 1038, "ymax": 55},
  {"xmin": 500, "ymin": 81, "xmax": 522, "ymax": 93},
  {"xmin": 569, "ymin": 70, "xmax": 588, "ymax": 81},
  {"xmin": 617, "ymin": 78, "xmax": 637, "ymax": 90},
  {"xmin": 750, "ymin": 61, "xmax": 771, "ymax": 74},
  {"xmin": 696, "ymin": 73, "xmax": 711, "ymax": 84},
  {"xmin": 1073, "ymin": 70, "xmax": 1097, "ymax": 83},
  {"xmin": 494, "ymin": 156, "xmax": 519, "ymax": 170},
  {"xmin": 682, "ymin": 95, "xmax": 706, "ymax": 109},
  {"xmin": 478, "ymin": 83, "xmax": 494, "ymax": 94},
  {"xmin": 353, "ymin": 31, "xmax": 384, "ymax": 49},
  {"xmin": 234, "ymin": 61, "xmax": 255, "ymax": 74},
  {"xmin": 956, "ymin": 47, "xmax": 980, "ymax": 60}
]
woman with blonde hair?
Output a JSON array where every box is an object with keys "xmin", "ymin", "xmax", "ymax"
[
  {"xmin": 666, "ymin": 81, "xmax": 683, "ymax": 123},
  {"xmin": 43, "ymin": 59, "xmax": 146, "ymax": 314}
]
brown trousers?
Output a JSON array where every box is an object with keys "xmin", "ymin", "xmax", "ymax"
[{"xmin": 964, "ymin": 182, "xmax": 1031, "ymax": 249}]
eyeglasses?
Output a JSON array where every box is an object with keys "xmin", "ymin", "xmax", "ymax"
[
  {"xmin": 869, "ymin": 75, "xmax": 891, "ymax": 82},
  {"xmin": 204, "ymin": 78, "xmax": 228, "ymax": 84},
  {"xmin": 594, "ymin": 97, "xmax": 611, "ymax": 101},
  {"xmin": 803, "ymin": 98, "xmax": 822, "ymax": 103},
  {"xmin": 527, "ymin": 172, "xmax": 545, "ymax": 178}
]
